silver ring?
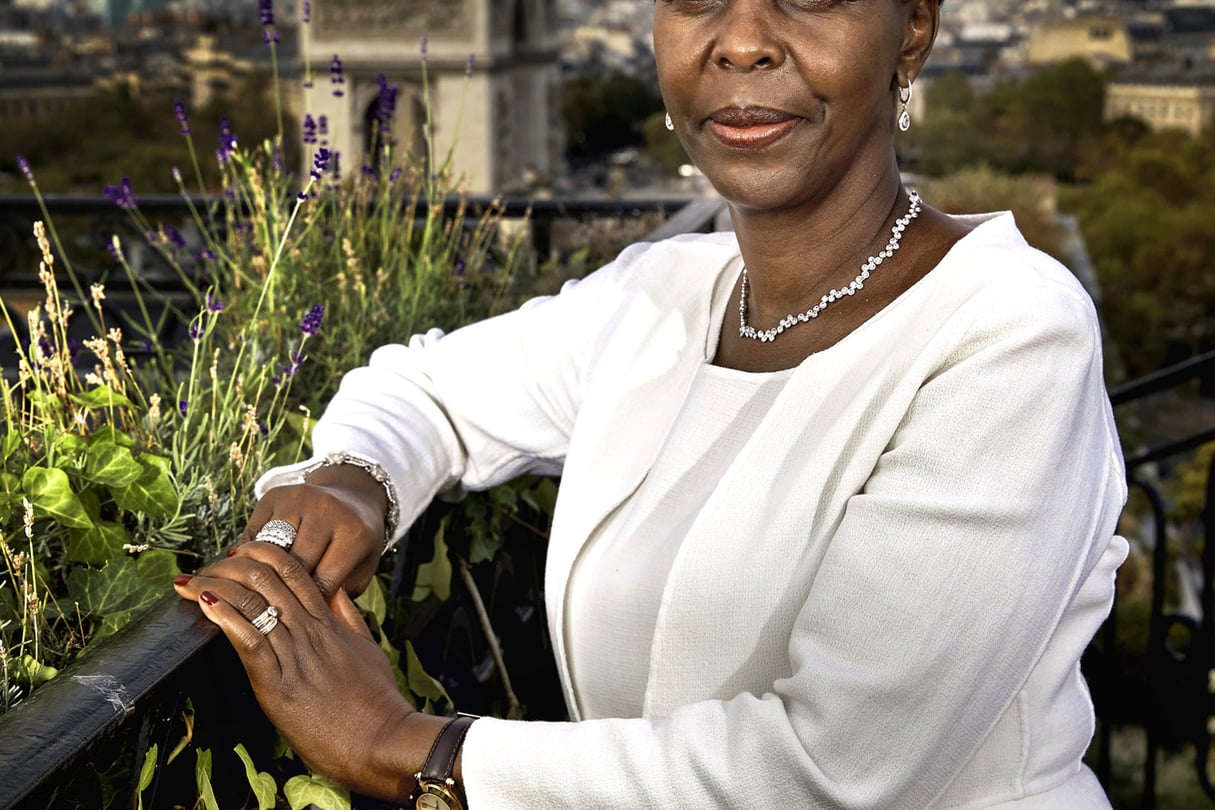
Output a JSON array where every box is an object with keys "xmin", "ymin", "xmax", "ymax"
[
  {"xmin": 254, "ymin": 519, "xmax": 298, "ymax": 550},
  {"xmin": 251, "ymin": 605, "xmax": 279, "ymax": 635}
]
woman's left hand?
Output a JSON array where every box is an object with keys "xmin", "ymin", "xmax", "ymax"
[{"xmin": 174, "ymin": 543, "xmax": 418, "ymax": 798}]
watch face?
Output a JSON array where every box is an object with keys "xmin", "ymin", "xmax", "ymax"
[{"xmin": 416, "ymin": 793, "xmax": 454, "ymax": 810}]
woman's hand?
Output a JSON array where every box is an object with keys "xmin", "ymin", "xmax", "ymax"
[
  {"xmin": 173, "ymin": 543, "xmax": 424, "ymax": 799},
  {"xmin": 239, "ymin": 463, "xmax": 390, "ymax": 597}
]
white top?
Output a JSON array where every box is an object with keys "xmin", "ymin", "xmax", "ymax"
[
  {"xmin": 258, "ymin": 213, "xmax": 1127, "ymax": 808},
  {"xmin": 567, "ymin": 359, "xmax": 791, "ymax": 718}
]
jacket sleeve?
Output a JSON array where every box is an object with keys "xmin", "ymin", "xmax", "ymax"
[
  {"xmin": 253, "ymin": 241, "xmax": 657, "ymax": 544},
  {"xmin": 459, "ymin": 276, "xmax": 1127, "ymax": 808}
]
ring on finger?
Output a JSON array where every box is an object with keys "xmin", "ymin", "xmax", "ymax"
[
  {"xmin": 254, "ymin": 519, "xmax": 298, "ymax": 550},
  {"xmin": 251, "ymin": 605, "xmax": 280, "ymax": 635}
]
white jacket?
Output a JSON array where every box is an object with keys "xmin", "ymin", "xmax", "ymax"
[{"xmin": 259, "ymin": 212, "xmax": 1127, "ymax": 808}]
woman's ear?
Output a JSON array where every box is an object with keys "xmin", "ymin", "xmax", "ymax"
[{"xmin": 899, "ymin": 0, "xmax": 941, "ymax": 85}]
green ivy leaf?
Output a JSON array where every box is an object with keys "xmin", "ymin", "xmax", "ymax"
[
  {"xmin": 52, "ymin": 432, "xmax": 88, "ymax": 464},
  {"xmin": 83, "ymin": 441, "xmax": 144, "ymax": 488},
  {"xmin": 411, "ymin": 516, "xmax": 451, "ymax": 602},
  {"xmin": 136, "ymin": 743, "xmax": 158, "ymax": 810},
  {"xmin": 68, "ymin": 520, "xmax": 129, "ymax": 564},
  {"xmin": 404, "ymin": 640, "xmax": 450, "ymax": 706},
  {"xmin": 70, "ymin": 384, "xmax": 133, "ymax": 410},
  {"xmin": 233, "ymin": 744, "xmax": 277, "ymax": 810},
  {"xmin": 195, "ymin": 748, "xmax": 220, "ymax": 810},
  {"xmin": 67, "ymin": 557, "xmax": 161, "ymax": 618},
  {"xmin": 354, "ymin": 574, "xmax": 389, "ymax": 627},
  {"xmin": 22, "ymin": 466, "xmax": 94, "ymax": 529},
  {"xmin": 135, "ymin": 548, "xmax": 182, "ymax": 588},
  {"xmin": 283, "ymin": 773, "xmax": 351, "ymax": 810},
  {"xmin": 91, "ymin": 425, "xmax": 135, "ymax": 448},
  {"xmin": 112, "ymin": 454, "xmax": 178, "ymax": 518},
  {"xmin": 1, "ymin": 430, "xmax": 21, "ymax": 460}
]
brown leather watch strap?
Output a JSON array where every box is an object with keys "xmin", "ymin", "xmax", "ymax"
[{"xmin": 419, "ymin": 714, "xmax": 477, "ymax": 785}]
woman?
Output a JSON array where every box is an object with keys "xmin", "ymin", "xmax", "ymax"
[{"xmin": 174, "ymin": 0, "xmax": 1128, "ymax": 806}]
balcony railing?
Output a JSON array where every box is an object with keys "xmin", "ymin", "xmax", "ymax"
[{"xmin": 0, "ymin": 195, "xmax": 1211, "ymax": 808}]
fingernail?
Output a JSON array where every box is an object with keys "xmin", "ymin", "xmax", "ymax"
[
  {"xmin": 226, "ymin": 547, "xmax": 239, "ymax": 557},
  {"xmin": 200, "ymin": 591, "xmax": 219, "ymax": 606},
  {"xmin": 173, "ymin": 574, "xmax": 194, "ymax": 587}
]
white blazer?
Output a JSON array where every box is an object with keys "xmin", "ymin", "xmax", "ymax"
[{"xmin": 258, "ymin": 212, "xmax": 1128, "ymax": 808}]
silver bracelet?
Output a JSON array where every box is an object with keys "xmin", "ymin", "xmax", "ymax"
[{"xmin": 301, "ymin": 451, "xmax": 401, "ymax": 554}]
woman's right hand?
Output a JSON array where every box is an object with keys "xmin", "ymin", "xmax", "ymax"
[{"xmin": 233, "ymin": 463, "xmax": 391, "ymax": 598}]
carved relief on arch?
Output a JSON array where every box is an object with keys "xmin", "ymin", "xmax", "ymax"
[{"xmin": 313, "ymin": 0, "xmax": 475, "ymax": 38}]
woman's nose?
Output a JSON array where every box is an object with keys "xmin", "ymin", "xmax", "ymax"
[{"xmin": 710, "ymin": 7, "xmax": 785, "ymax": 71}]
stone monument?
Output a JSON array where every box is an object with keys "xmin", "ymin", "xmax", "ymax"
[{"xmin": 299, "ymin": 0, "xmax": 562, "ymax": 194}]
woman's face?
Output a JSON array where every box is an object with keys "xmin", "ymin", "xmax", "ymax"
[{"xmin": 653, "ymin": 0, "xmax": 935, "ymax": 212}]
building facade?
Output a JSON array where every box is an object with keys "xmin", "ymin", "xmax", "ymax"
[
  {"xmin": 1106, "ymin": 75, "xmax": 1215, "ymax": 135},
  {"xmin": 300, "ymin": 0, "xmax": 562, "ymax": 194}
]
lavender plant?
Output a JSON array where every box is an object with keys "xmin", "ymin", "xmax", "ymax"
[{"xmin": 0, "ymin": 21, "xmax": 525, "ymax": 725}]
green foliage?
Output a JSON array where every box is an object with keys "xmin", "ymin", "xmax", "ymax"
[
  {"xmin": 136, "ymin": 743, "xmax": 157, "ymax": 810},
  {"xmin": 1060, "ymin": 128, "xmax": 1215, "ymax": 378},
  {"xmin": 561, "ymin": 73, "xmax": 664, "ymax": 158},
  {"xmin": 909, "ymin": 60, "xmax": 1108, "ymax": 181},
  {"xmin": 233, "ymin": 743, "xmax": 277, "ymax": 810},
  {"xmin": 283, "ymin": 773, "xmax": 350, "ymax": 810},
  {"xmin": 0, "ymin": 76, "xmax": 289, "ymax": 195}
]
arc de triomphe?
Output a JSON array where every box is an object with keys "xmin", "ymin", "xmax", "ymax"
[{"xmin": 300, "ymin": 0, "xmax": 562, "ymax": 194}]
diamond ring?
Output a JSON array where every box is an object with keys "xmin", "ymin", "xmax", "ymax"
[
  {"xmin": 251, "ymin": 605, "xmax": 280, "ymax": 635},
  {"xmin": 254, "ymin": 519, "xmax": 298, "ymax": 550}
]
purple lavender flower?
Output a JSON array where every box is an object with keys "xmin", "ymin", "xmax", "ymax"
[
  {"xmin": 303, "ymin": 114, "xmax": 317, "ymax": 145},
  {"xmin": 278, "ymin": 350, "xmax": 305, "ymax": 377},
  {"xmin": 318, "ymin": 115, "xmax": 328, "ymax": 136},
  {"xmin": 188, "ymin": 324, "xmax": 203, "ymax": 341},
  {"xmin": 465, "ymin": 53, "xmax": 475, "ymax": 78},
  {"xmin": 332, "ymin": 151, "xmax": 341, "ymax": 181},
  {"xmin": 454, "ymin": 257, "xmax": 467, "ymax": 287},
  {"xmin": 258, "ymin": 0, "xmax": 279, "ymax": 42},
  {"xmin": 104, "ymin": 176, "xmax": 137, "ymax": 209},
  {"xmin": 310, "ymin": 147, "xmax": 331, "ymax": 181},
  {"xmin": 376, "ymin": 74, "xmax": 398, "ymax": 129},
  {"xmin": 198, "ymin": 248, "xmax": 217, "ymax": 262},
  {"xmin": 330, "ymin": 55, "xmax": 345, "ymax": 97},
  {"xmin": 389, "ymin": 167, "xmax": 403, "ymax": 183},
  {"xmin": 173, "ymin": 99, "xmax": 191, "ymax": 135},
  {"xmin": 420, "ymin": 35, "xmax": 428, "ymax": 62},
  {"xmin": 107, "ymin": 241, "xmax": 122, "ymax": 262},
  {"xmin": 165, "ymin": 225, "xmax": 187, "ymax": 248},
  {"xmin": 16, "ymin": 155, "xmax": 34, "ymax": 184},
  {"xmin": 179, "ymin": 400, "xmax": 188, "ymax": 417},
  {"xmin": 302, "ymin": 0, "xmax": 310, "ymax": 23},
  {"xmin": 206, "ymin": 294, "xmax": 223, "ymax": 312},
  {"xmin": 297, "ymin": 190, "xmax": 309, "ymax": 202},
  {"xmin": 217, "ymin": 117, "xmax": 237, "ymax": 165},
  {"xmin": 298, "ymin": 304, "xmax": 325, "ymax": 337}
]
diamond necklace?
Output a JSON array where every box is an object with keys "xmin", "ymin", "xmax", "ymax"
[{"xmin": 738, "ymin": 190, "xmax": 922, "ymax": 343}]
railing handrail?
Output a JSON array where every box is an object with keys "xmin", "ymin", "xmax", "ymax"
[{"xmin": 0, "ymin": 594, "xmax": 219, "ymax": 808}]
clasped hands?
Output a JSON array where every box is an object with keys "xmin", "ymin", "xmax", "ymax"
[{"xmin": 173, "ymin": 467, "xmax": 437, "ymax": 801}]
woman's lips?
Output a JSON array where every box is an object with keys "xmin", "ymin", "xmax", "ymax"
[{"xmin": 707, "ymin": 108, "xmax": 799, "ymax": 150}]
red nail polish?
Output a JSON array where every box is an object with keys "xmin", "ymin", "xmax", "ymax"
[
  {"xmin": 173, "ymin": 574, "xmax": 194, "ymax": 587},
  {"xmin": 199, "ymin": 591, "xmax": 219, "ymax": 606},
  {"xmin": 226, "ymin": 547, "xmax": 239, "ymax": 557}
]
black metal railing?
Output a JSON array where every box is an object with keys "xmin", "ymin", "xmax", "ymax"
[
  {"xmin": 1087, "ymin": 350, "xmax": 1215, "ymax": 808},
  {"xmin": 2, "ymin": 195, "xmax": 1213, "ymax": 808}
]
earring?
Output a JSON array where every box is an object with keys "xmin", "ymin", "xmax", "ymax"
[
  {"xmin": 665, "ymin": 112, "xmax": 675, "ymax": 132},
  {"xmin": 898, "ymin": 82, "xmax": 913, "ymax": 132}
]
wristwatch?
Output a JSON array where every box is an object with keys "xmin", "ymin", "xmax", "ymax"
[{"xmin": 411, "ymin": 714, "xmax": 477, "ymax": 810}]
